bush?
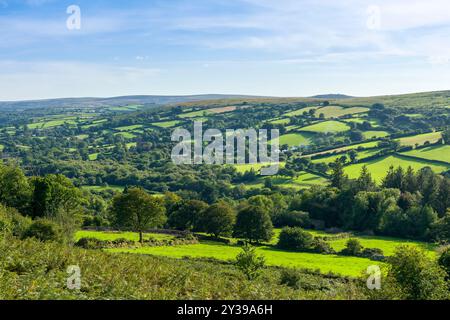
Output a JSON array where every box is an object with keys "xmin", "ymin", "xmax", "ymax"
[
  {"xmin": 0, "ymin": 206, "xmax": 12, "ymax": 236},
  {"xmin": 279, "ymin": 269, "xmax": 329, "ymax": 291},
  {"xmin": 235, "ymin": 243, "xmax": 266, "ymax": 280},
  {"xmin": 75, "ymin": 237, "xmax": 104, "ymax": 249},
  {"xmin": 22, "ymin": 219, "xmax": 63, "ymax": 243},
  {"xmin": 340, "ymin": 239, "xmax": 363, "ymax": 256},
  {"xmin": 0, "ymin": 205, "xmax": 32, "ymax": 238},
  {"xmin": 312, "ymin": 238, "xmax": 335, "ymax": 254},
  {"xmin": 438, "ymin": 246, "xmax": 450, "ymax": 279},
  {"xmin": 274, "ymin": 211, "xmax": 311, "ymax": 228},
  {"xmin": 387, "ymin": 245, "xmax": 449, "ymax": 300},
  {"xmin": 361, "ymin": 248, "xmax": 385, "ymax": 261},
  {"xmin": 277, "ymin": 227, "xmax": 314, "ymax": 251}
]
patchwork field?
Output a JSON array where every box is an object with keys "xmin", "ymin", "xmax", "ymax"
[
  {"xmin": 244, "ymin": 172, "xmax": 328, "ymax": 189},
  {"xmin": 362, "ymin": 131, "xmax": 389, "ymax": 139},
  {"xmin": 397, "ymin": 132, "xmax": 443, "ymax": 146},
  {"xmin": 151, "ymin": 120, "xmax": 181, "ymax": 128},
  {"xmin": 233, "ymin": 162, "xmax": 286, "ymax": 174},
  {"xmin": 284, "ymin": 106, "xmax": 318, "ymax": 117},
  {"xmin": 304, "ymin": 141, "xmax": 380, "ymax": 158},
  {"xmin": 278, "ymin": 132, "xmax": 314, "ymax": 147},
  {"xmin": 311, "ymin": 148, "xmax": 382, "ymax": 165},
  {"xmin": 344, "ymin": 155, "xmax": 450, "ymax": 182},
  {"xmin": 316, "ymin": 106, "xmax": 369, "ymax": 119},
  {"xmin": 179, "ymin": 106, "xmax": 236, "ymax": 118},
  {"xmin": 269, "ymin": 118, "xmax": 291, "ymax": 125},
  {"xmin": 299, "ymin": 121, "xmax": 351, "ymax": 133},
  {"xmin": 401, "ymin": 145, "xmax": 450, "ymax": 164}
]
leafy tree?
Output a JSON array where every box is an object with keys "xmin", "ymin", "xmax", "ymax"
[
  {"xmin": 330, "ymin": 159, "xmax": 348, "ymax": 189},
  {"xmin": 199, "ymin": 201, "xmax": 235, "ymax": 237},
  {"xmin": 111, "ymin": 187, "xmax": 166, "ymax": 243},
  {"xmin": 340, "ymin": 239, "xmax": 363, "ymax": 256},
  {"xmin": 277, "ymin": 227, "xmax": 314, "ymax": 251},
  {"xmin": 273, "ymin": 210, "xmax": 310, "ymax": 228},
  {"xmin": 0, "ymin": 164, "xmax": 32, "ymax": 213},
  {"xmin": 233, "ymin": 205, "xmax": 273, "ymax": 243},
  {"xmin": 356, "ymin": 165, "xmax": 376, "ymax": 192},
  {"xmin": 235, "ymin": 243, "xmax": 266, "ymax": 280},
  {"xmin": 438, "ymin": 246, "xmax": 450, "ymax": 280},
  {"xmin": 168, "ymin": 199, "xmax": 208, "ymax": 231},
  {"xmin": 387, "ymin": 245, "xmax": 448, "ymax": 300}
]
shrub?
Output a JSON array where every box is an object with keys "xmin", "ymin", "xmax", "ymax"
[
  {"xmin": 312, "ymin": 238, "xmax": 335, "ymax": 254},
  {"xmin": 277, "ymin": 227, "xmax": 314, "ymax": 251},
  {"xmin": 438, "ymin": 246, "xmax": 450, "ymax": 279},
  {"xmin": 340, "ymin": 239, "xmax": 363, "ymax": 256},
  {"xmin": 274, "ymin": 211, "xmax": 311, "ymax": 228},
  {"xmin": 235, "ymin": 243, "xmax": 266, "ymax": 280},
  {"xmin": 280, "ymin": 269, "xmax": 302, "ymax": 289},
  {"xmin": 75, "ymin": 237, "xmax": 104, "ymax": 249},
  {"xmin": 22, "ymin": 219, "xmax": 63, "ymax": 243},
  {"xmin": 387, "ymin": 245, "xmax": 449, "ymax": 300},
  {"xmin": 0, "ymin": 207, "xmax": 12, "ymax": 236},
  {"xmin": 361, "ymin": 248, "xmax": 385, "ymax": 260}
]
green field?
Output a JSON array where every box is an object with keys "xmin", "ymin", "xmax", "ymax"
[
  {"xmin": 106, "ymin": 227, "xmax": 439, "ymax": 277},
  {"xmin": 108, "ymin": 242, "xmax": 376, "ymax": 277},
  {"xmin": 82, "ymin": 185, "xmax": 124, "ymax": 192},
  {"xmin": 115, "ymin": 125, "xmax": 144, "ymax": 131},
  {"xmin": 344, "ymin": 155, "xmax": 450, "ymax": 182},
  {"xmin": 244, "ymin": 172, "xmax": 328, "ymax": 189},
  {"xmin": 75, "ymin": 230, "xmax": 176, "ymax": 242},
  {"xmin": 398, "ymin": 132, "xmax": 443, "ymax": 146},
  {"xmin": 114, "ymin": 132, "xmax": 137, "ymax": 139},
  {"xmin": 88, "ymin": 153, "xmax": 99, "ymax": 161},
  {"xmin": 27, "ymin": 119, "xmax": 78, "ymax": 129},
  {"xmin": 311, "ymin": 148, "xmax": 382, "ymax": 165},
  {"xmin": 362, "ymin": 131, "xmax": 389, "ymax": 139},
  {"xmin": 269, "ymin": 118, "xmax": 290, "ymax": 125},
  {"xmin": 277, "ymin": 132, "xmax": 314, "ymax": 147},
  {"xmin": 233, "ymin": 162, "xmax": 286, "ymax": 174},
  {"xmin": 284, "ymin": 106, "xmax": 318, "ymax": 117},
  {"xmin": 316, "ymin": 106, "xmax": 369, "ymax": 119},
  {"xmin": 299, "ymin": 121, "xmax": 351, "ymax": 133},
  {"xmin": 151, "ymin": 120, "xmax": 181, "ymax": 128},
  {"xmin": 402, "ymin": 145, "xmax": 450, "ymax": 164},
  {"xmin": 305, "ymin": 141, "xmax": 380, "ymax": 159}
]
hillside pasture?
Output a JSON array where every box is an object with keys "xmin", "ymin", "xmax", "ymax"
[
  {"xmin": 362, "ymin": 131, "xmax": 390, "ymax": 139},
  {"xmin": 397, "ymin": 132, "xmax": 443, "ymax": 146},
  {"xmin": 299, "ymin": 121, "xmax": 351, "ymax": 133},
  {"xmin": 316, "ymin": 106, "xmax": 369, "ymax": 118},
  {"xmin": 344, "ymin": 155, "xmax": 450, "ymax": 182},
  {"xmin": 277, "ymin": 132, "xmax": 314, "ymax": 147},
  {"xmin": 401, "ymin": 145, "xmax": 450, "ymax": 164},
  {"xmin": 151, "ymin": 120, "xmax": 182, "ymax": 128}
]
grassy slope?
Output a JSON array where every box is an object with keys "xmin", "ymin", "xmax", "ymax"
[
  {"xmin": 344, "ymin": 155, "xmax": 450, "ymax": 182},
  {"xmin": 300, "ymin": 121, "xmax": 350, "ymax": 133},
  {"xmin": 397, "ymin": 132, "xmax": 443, "ymax": 146},
  {"xmin": 3, "ymin": 237, "xmax": 362, "ymax": 300},
  {"xmin": 402, "ymin": 145, "xmax": 450, "ymax": 163}
]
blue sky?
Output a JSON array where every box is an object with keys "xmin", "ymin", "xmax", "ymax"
[{"xmin": 1, "ymin": 0, "xmax": 450, "ymax": 100}]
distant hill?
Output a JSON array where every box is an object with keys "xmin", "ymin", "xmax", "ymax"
[
  {"xmin": 0, "ymin": 94, "xmax": 266, "ymax": 111},
  {"xmin": 309, "ymin": 94, "xmax": 354, "ymax": 99}
]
